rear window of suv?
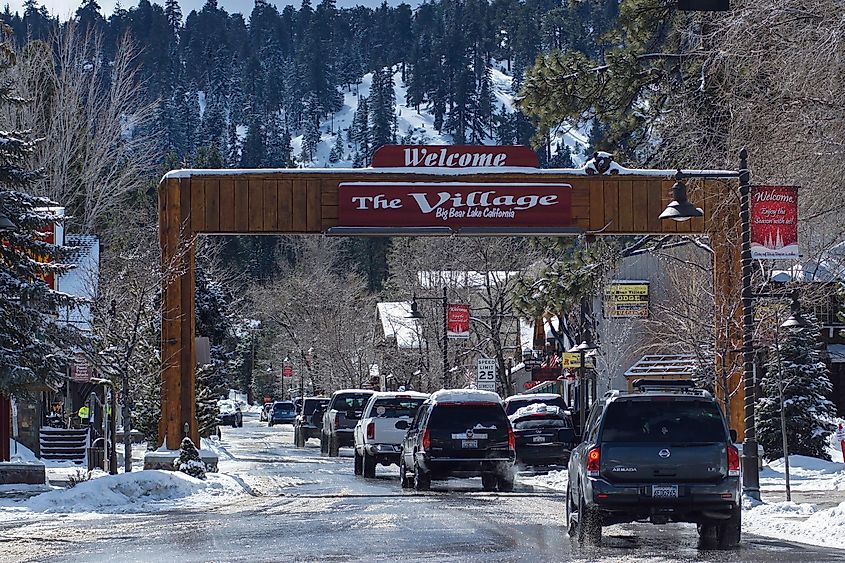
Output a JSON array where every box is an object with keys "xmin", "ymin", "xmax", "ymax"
[
  {"xmin": 371, "ymin": 398, "xmax": 425, "ymax": 418},
  {"xmin": 429, "ymin": 404, "xmax": 508, "ymax": 431},
  {"xmin": 333, "ymin": 393, "xmax": 372, "ymax": 410},
  {"xmin": 600, "ymin": 399, "xmax": 726, "ymax": 443},
  {"xmin": 303, "ymin": 400, "xmax": 327, "ymax": 415},
  {"xmin": 513, "ymin": 416, "xmax": 571, "ymax": 430}
]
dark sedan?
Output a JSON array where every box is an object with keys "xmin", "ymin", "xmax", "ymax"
[
  {"xmin": 508, "ymin": 404, "xmax": 575, "ymax": 468},
  {"xmin": 269, "ymin": 401, "xmax": 297, "ymax": 426}
]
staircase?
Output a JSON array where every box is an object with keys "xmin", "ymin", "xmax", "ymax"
[{"xmin": 39, "ymin": 428, "xmax": 89, "ymax": 464}]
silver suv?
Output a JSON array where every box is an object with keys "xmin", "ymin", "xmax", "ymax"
[{"xmin": 567, "ymin": 380, "xmax": 741, "ymax": 548}]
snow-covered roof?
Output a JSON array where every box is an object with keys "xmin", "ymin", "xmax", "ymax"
[
  {"xmin": 376, "ymin": 301, "xmax": 421, "ymax": 349},
  {"xmin": 417, "ymin": 270, "xmax": 519, "ymax": 289},
  {"xmin": 506, "ymin": 393, "xmax": 562, "ymax": 402},
  {"xmin": 509, "ymin": 403, "xmax": 565, "ymax": 420},
  {"xmin": 331, "ymin": 389, "xmax": 376, "ymax": 396},
  {"xmin": 430, "ymin": 389, "xmax": 502, "ymax": 404},
  {"xmin": 369, "ymin": 391, "xmax": 429, "ymax": 400}
]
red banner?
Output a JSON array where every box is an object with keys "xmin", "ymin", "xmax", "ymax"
[
  {"xmin": 70, "ymin": 353, "xmax": 92, "ymax": 383},
  {"xmin": 447, "ymin": 304, "xmax": 470, "ymax": 339},
  {"xmin": 371, "ymin": 145, "xmax": 539, "ymax": 168},
  {"xmin": 337, "ymin": 182, "xmax": 572, "ymax": 230},
  {"xmin": 751, "ymin": 185, "xmax": 799, "ymax": 260},
  {"xmin": 282, "ymin": 366, "xmax": 293, "ymax": 377}
]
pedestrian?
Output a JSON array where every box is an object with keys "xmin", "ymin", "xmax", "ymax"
[{"xmin": 78, "ymin": 404, "xmax": 90, "ymax": 426}]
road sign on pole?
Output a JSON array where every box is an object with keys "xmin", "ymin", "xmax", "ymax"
[
  {"xmin": 476, "ymin": 358, "xmax": 497, "ymax": 392},
  {"xmin": 282, "ymin": 366, "xmax": 293, "ymax": 378}
]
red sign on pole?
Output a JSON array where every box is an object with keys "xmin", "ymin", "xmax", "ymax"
[
  {"xmin": 282, "ymin": 366, "xmax": 293, "ymax": 378},
  {"xmin": 751, "ymin": 185, "xmax": 799, "ymax": 260},
  {"xmin": 371, "ymin": 145, "xmax": 539, "ymax": 168},
  {"xmin": 338, "ymin": 182, "xmax": 572, "ymax": 230},
  {"xmin": 70, "ymin": 353, "xmax": 91, "ymax": 383},
  {"xmin": 447, "ymin": 304, "xmax": 470, "ymax": 339}
]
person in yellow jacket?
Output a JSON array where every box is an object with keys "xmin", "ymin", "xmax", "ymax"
[{"xmin": 78, "ymin": 404, "xmax": 90, "ymax": 424}]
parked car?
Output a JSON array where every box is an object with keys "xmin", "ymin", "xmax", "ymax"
[
  {"xmin": 567, "ymin": 379, "xmax": 741, "ymax": 547},
  {"xmin": 399, "ymin": 389, "xmax": 515, "ymax": 492},
  {"xmin": 353, "ymin": 391, "xmax": 428, "ymax": 477},
  {"xmin": 268, "ymin": 401, "xmax": 297, "ymax": 426},
  {"xmin": 260, "ymin": 402, "xmax": 273, "ymax": 422},
  {"xmin": 504, "ymin": 393, "xmax": 568, "ymax": 416},
  {"xmin": 294, "ymin": 397, "xmax": 329, "ymax": 447},
  {"xmin": 321, "ymin": 389, "xmax": 375, "ymax": 457},
  {"xmin": 217, "ymin": 400, "xmax": 243, "ymax": 428},
  {"xmin": 509, "ymin": 403, "xmax": 575, "ymax": 468}
]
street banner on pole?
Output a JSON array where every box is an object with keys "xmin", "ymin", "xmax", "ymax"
[
  {"xmin": 282, "ymin": 366, "xmax": 293, "ymax": 378},
  {"xmin": 476, "ymin": 358, "xmax": 497, "ymax": 391},
  {"xmin": 751, "ymin": 185, "xmax": 799, "ymax": 259},
  {"xmin": 603, "ymin": 282, "xmax": 649, "ymax": 318},
  {"xmin": 447, "ymin": 304, "xmax": 471, "ymax": 339}
]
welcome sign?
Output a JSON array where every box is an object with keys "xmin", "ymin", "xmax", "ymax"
[
  {"xmin": 337, "ymin": 182, "xmax": 573, "ymax": 229},
  {"xmin": 751, "ymin": 185, "xmax": 799, "ymax": 260}
]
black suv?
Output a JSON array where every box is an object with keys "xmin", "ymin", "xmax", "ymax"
[
  {"xmin": 399, "ymin": 389, "xmax": 515, "ymax": 492},
  {"xmin": 567, "ymin": 380, "xmax": 741, "ymax": 547},
  {"xmin": 509, "ymin": 404, "xmax": 575, "ymax": 467},
  {"xmin": 294, "ymin": 397, "xmax": 329, "ymax": 447}
]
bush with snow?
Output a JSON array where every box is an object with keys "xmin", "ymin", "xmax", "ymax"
[{"xmin": 173, "ymin": 437, "xmax": 206, "ymax": 480}]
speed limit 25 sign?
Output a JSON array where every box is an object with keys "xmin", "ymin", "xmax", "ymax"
[{"xmin": 476, "ymin": 358, "xmax": 497, "ymax": 392}]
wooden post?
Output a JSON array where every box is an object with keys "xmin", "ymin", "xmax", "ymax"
[
  {"xmin": 0, "ymin": 395, "xmax": 10, "ymax": 461},
  {"xmin": 159, "ymin": 178, "xmax": 198, "ymax": 450}
]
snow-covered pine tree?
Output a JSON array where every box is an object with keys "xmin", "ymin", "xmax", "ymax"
[
  {"xmin": 350, "ymin": 96, "xmax": 369, "ymax": 163},
  {"xmin": 0, "ymin": 23, "xmax": 83, "ymax": 395},
  {"xmin": 756, "ymin": 314, "xmax": 837, "ymax": 460},
  {"xmin": 301, "ymin": 118, "xmax": 321, "ymax": 163},
  {"xmin": 173, "ymin": 436, "xmax": 206, "ymax": 479},
  {"xmin": 328, "ymin": 130, "xmax": 344, "ymax": 163}
]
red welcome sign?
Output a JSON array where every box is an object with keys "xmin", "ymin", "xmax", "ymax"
[
  {"xmin": 447, "ymin": 304, "xmax": 470, "ymax": 339},
  {"xmin": 371, "ymin": 145, "xmax": 539, "ymax": 168},
  {"xmin": 337, "ymin": 182, "xmax": 572, "ymax": 230},
  {"xmin": 751, "ymin": 185, "xmax": 799, "ymax": 260}
]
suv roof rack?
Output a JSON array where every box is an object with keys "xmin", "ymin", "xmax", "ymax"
[{"xmin": 630, "ymin": 379, "xmax": 709, "ymax": 396}]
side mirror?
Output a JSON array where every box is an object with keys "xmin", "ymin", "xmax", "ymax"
[
  {"xmin": 730, "ymin": 429, "xmax": 738, "ymax": 443},
  {"xmin": 395, "ymin": 419, "xmax": 409, "ymax": 430}
]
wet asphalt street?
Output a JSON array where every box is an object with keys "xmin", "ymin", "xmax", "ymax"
[{"xmin": 1, "ymin": 413, "xmax": 843, "ymax": 562}]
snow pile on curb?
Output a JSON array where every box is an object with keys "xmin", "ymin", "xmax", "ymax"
[
  {"xmin": 744, "ymin": 500, "xmax": 845, "ymax": 549},
  {"xmin": 0, "ymin": 470, "xmax": 244, "ymax": 518},
  {"xmin": 760, "ymin": 455, "xmax": 845, "ymax": 491},
  {"xmin": 517, "ymin": 469, "xmax": 568, "ymax": 492}
]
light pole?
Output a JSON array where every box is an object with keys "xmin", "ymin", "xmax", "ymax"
[
  {"xmin": 408, "ymin": 286, "xmax": 449, "ymax": 389},
  {"xmin": 568, "ymin": 341, "xmax": 598, "ymax": 435},
  {"xmin": 659, "ymin": 149, "xmax": 761, "ymax": 500}
]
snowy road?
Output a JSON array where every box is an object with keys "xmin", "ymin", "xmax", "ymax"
[{"xmin": 1, "ymin": 413, "xmax": 844, "ymax": 562}]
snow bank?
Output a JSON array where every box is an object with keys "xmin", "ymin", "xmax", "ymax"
[
  {"xmin": 0, "ymin": 470, "xmax": 244, "ymax": 518},
  {"xmin": 518, "ymin": 469, "xmax": 568, "ymax": 492},
  {"xmin": 431, "ymin": 389, "xmax": 501, "ymax": 404},
  {"xmin": 760, "ymin": 454, "xmax": 845, "ymax": 491},
  {"xmin": 744, "ymin": 500, "xmax": 845, "ymax": 549}
]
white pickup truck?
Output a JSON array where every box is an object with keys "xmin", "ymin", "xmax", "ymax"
[{"xmin": 353, "ymin": 391, "xmax": 428, "ymax": 478}]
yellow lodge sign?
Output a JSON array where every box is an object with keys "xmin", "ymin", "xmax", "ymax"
[{"xmin": 604, "ymin": 282, "xmax": 649, "ymax": 318}]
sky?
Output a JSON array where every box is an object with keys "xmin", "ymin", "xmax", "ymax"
[{"xmin": 4, "ymin": 0, "xmax": 418, "ymax": 19}]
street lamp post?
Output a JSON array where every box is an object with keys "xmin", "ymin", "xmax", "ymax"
[
  {"xmin": 568, "ymin": 341, "xmax": 598, "ymax": 435},
  {"xmin": 659, "ymin": 149, "xmax": 762, "ymax": 500},
  {"xmin": 408, "ymin": 286, "xmax": 449, "ymax": 389}
]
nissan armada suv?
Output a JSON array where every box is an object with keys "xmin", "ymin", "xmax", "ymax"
[{"xmin": 567, "ymin": 380, "xmax": 741, "ymax": 548}]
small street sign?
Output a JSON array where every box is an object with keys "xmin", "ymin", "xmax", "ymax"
[
  {"xmin": 282, "ymin": 366, "xmax": 293, "ymax": 378},
  {"xmin": 476, "ymin": 358, "xmax": 497, "ymax": 392}
]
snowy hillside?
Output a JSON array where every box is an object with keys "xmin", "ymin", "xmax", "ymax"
[{"xmin": 288, "ymin": 65, "xmax": 590, "ymax": 169}]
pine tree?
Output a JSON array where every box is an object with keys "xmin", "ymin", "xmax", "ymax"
[
  {"xmin": 328, "ymin": 129, "xmax": 344, "ymax": 163},
  {"xmin": 0, "ymin": 24, "xmax": 83, "ymax": 395},
  {"xmin": 350, "ymin": 96, "xmax": 369, "ymax": 162},
  {"xmin": 301, "ymin": 117, "xmax": 321, "ymax": 162},
  {"xmin": 174, "ymin": 436, "xmax": 207, "ymax": 479},
  {"xmin": 756, "ymin": 314, "xmax": 837, "ymax": 460}
]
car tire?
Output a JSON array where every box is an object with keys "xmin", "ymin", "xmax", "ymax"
[
  {"xmin": 576, "ymin": 487, "xmax": 602, "ymax": 545},
  {"xmin": 237, "ymin": 417, "xmax": 243, "ymax": 428},
  {"xmin": 231, "ymin": 420, "xmax": 237, "ymax": 428},
  {"xmin": 413, "ymin": 461, "xmax": 430, "ymax": 491},
  {"xmin": 320, "ymin": 433, "xmax": 328, "ymax": 456},
  {"xmin": 481, "ymin": 473, "xmax": 497, "ymax": 492},
  {"xmin": 363, "ymin": 451, "xmax": 376, "ymax": 478},
  {"xmin": 268, "ymin": 422, "xmax": 273, "ymax": 427},
  {"xmin": 566, "ymin": 486, "xmax": 578, "ymax": 537},
  {"xmin": 354, "ymin": 449, "xmax": 363, "ymax": 476},
  {"xmin": 328, "ymin": 434, "xmax": 340, "ymax": 457},
  {"xmin": 716, "ymin": 506, "xmax": 741, "ymax": 549},
  {"xmin": 399, "ymin": 457, "xmax": 412, "ymax": 489},
  {"xmin": 697, "ymin": 521, "xmax": 718, "ymax": 548}
]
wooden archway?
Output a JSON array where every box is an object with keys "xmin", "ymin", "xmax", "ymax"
[{"xmin": 157, "ymin": 166, "xmax": 741, "ymax": 450}]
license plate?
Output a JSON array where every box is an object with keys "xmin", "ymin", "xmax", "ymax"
[
  {"xmin": 652, "ymin": 485, "xmax": 678, "ymax": 499},
  {"xmin": 532, "ymin": 436, "xmax": 546, "ymax": 443},
  {"xmin": 461, "ymin": 440, "xmax": 478, "ymax": 449}
]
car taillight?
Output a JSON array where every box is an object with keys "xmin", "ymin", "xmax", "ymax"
[
  {"xmin": 727, "ymin": 445, "xmax": 740, "ymax": 477},
  {"xmin": 334, "ymin": 413, "xmax": 340, "ymax": 427},
  {"xmin": 422, "ymin": 428, "xmax": 430, "ymax": 451},
  {"xmin": 508, "ymin": 428, "xmax": 515, "ymax": 450},
  {"xmin": 367, "ymin": 422, "xmax": 375, "ymax": 440},
  {"xmin": 586, "ymin": 447, "xmax": 601, "ymax": 477}
]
